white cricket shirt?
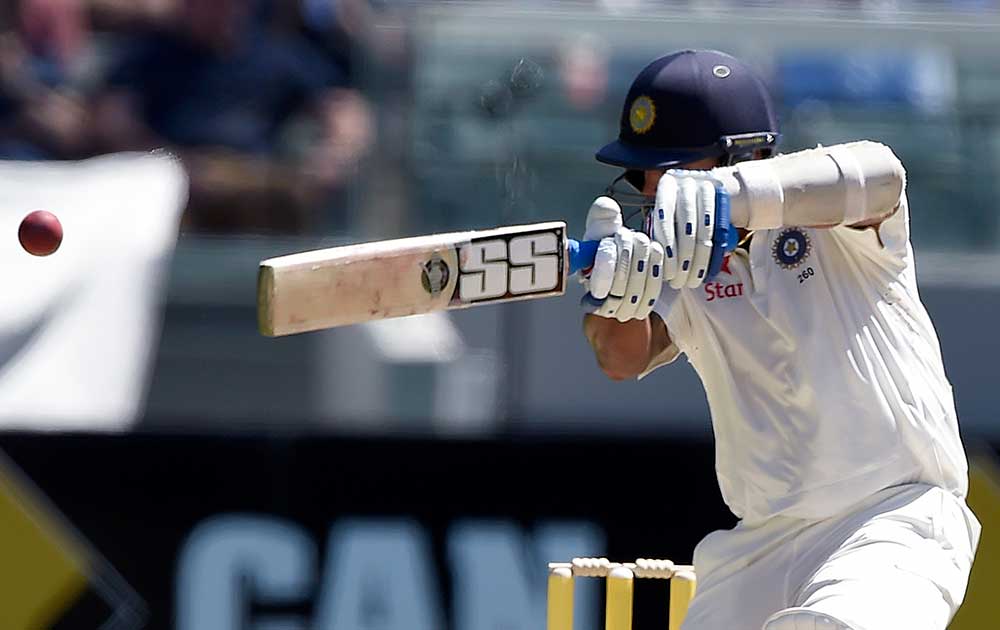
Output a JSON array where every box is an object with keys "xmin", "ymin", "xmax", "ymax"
[{"xmin": 651, "ymin": 194, "xmax": 969, "ymax": 524}]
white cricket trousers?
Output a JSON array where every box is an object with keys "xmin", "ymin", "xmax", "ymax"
[{"xmin": 680, "ymin": 483, "xmax": 980, "ymax": 630}]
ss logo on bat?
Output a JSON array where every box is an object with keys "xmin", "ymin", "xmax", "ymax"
[{"xmin": 459, "ymin": 232, "xmax": 561, "ymax": 301}]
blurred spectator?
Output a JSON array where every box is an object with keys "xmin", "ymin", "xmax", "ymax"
[
  {"xmin": 0, "ymin": 0, "xmax": 95, "ymax": 160},
  {"xmin": 92, "ymin": 0, "xmax": 372, "ymax": 233},
  {"xmin": 280, "ymin": 0, "xmax": 415, "ymax": 237},
  {"xmin": 294, "ymin": 0, "xmax": 410, "ymax": 75},
  {"xmin": 88, "ymin": 0, "xmax": 180, "ymax": 32},
  {"xmin": 557, "ymin": 34, "xmax": 610, "ymax": 112}
]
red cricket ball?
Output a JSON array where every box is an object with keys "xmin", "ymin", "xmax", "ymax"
[{"xmin": 18, "ymin": 210, "xmax": 63, "ymax": 256}]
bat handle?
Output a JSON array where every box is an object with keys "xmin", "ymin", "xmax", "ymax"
[
  {"xmin": 568, "ymin": 239, "xmax": 599, "ymax": 276},
  {"xmin": 569, "ymin": 223, "xmax": 738, "ymax": 279}
]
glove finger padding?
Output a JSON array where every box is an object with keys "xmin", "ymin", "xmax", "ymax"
[
  {"xmin": 593, "ymin": 293, "xmax": 624, "ymax": 318},
  {"xmin": 580, "ymin": 197, "xmax": 624, "ymax": 301},
  {"xmin": 652, "ymin": 175, "xmax": 679, "ymax": 281},
  {"xmin": 589, "ymin": 229, "xmax": 633, "ymax": 319},
  {"xmin": 588, "ymin": 237, "xmax": 619, "ymax": 299},
  {"xmin": 584, "ymin": 196, "xmax": 624, "ymax": 241},
  {"xmin": 687, "ymin": 179, "xmax": 716, "ymax": 288},
  {"xmin": 634, "ymin": 240, "xmax": 664, "ymax": 320},
  {"xmin": 584, "ymin": 229, "xmax": 664, "ymax": 321},
  {"xmin": 671, "ymin": 177, "xmax": 698, "ymax": 289},
  {"xmin": 615, "ymin": 232, "xmax": 651, "ymax": 322},
  {"xmin": 608, "ymin": 228, "xmax": 634, "ymax": 300},
  {"xmin": 651, "ymin": 170, "xmax": 724, "ymax": 289}
]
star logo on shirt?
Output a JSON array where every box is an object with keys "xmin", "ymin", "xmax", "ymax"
[{"xmin": 720, "ymin": 254, "xmax": 733, "ymax": 275}]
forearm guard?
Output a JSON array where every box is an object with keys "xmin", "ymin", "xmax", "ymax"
[{"xmin": 713, "ymin": 141, "xmax": 906, "ymax": 229}]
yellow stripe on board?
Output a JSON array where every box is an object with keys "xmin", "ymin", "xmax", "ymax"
[
  {"xmin": 0, "ymin": 468, "xmax": 89, "ymax": 630},
  {"xmin": 950, "ymin": 454, "xmax": 1000, "ymax": 630}
]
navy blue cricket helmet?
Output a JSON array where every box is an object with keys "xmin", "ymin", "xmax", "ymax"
[{"xmin": 597, "ymin": 50, "xmax": 779, "ymax": 171}]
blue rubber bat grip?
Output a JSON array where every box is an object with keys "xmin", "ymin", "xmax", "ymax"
[
  {"xmin": 568, "ymin": 239, "xmax": 599, "ymax": 276},
  {"xmin": 706, "ymin": 183, "xmax": 739, "ymax": 281},
  {"xmin": 568, "ymin": 218, "xmax": 735, "ymax": 279}
]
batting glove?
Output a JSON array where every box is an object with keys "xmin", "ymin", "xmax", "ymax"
[
  {"xmin": 580, "ymin": 196, "xmax": 664, "ymax": 322},
  {"xmin": 650, "ymin": 170, "xmax": 728, "ymax": 289}
]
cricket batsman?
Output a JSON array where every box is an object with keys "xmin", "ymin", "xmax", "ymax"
[{"xmin": 580, "ymin": 49, "xmax": 981, "ymax": 630}]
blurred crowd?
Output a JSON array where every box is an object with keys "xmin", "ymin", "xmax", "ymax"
[
  {"xmin": 0, "ymin": 0, "xmax": 398, "ymax": 233},
  {"xmin": 1, "ymin": 0, "xmax": 996, "ymax": 236}
]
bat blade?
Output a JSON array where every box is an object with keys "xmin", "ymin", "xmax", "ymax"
[{"xmin": 258, "ymin": 221, "xmax": 577, "ymax": 336}]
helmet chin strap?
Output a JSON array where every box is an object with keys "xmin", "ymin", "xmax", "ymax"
[
  {"xmin": 604, "ymin": 172, "xmax": 649, "ymax": 206},
  {"xmin": 602, "ymin": 172, "xmax": 653, "ymax": 229}
]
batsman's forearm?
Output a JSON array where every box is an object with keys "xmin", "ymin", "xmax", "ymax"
[
  {"xmin": 714, "ymin": 140, "xmax": 906, "ymax": 229},
  {"xmin": 583, "ymin": 314, "xmax": 655, "ymax": 381}
]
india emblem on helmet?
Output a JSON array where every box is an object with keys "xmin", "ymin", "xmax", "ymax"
[{"xmin": 629, "ymin": 96, "xmax": 656, "ymax": 135}]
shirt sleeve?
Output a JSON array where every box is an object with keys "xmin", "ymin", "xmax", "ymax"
[
  {"xmin": 639, "ymin": 286, "xmax": 693, "ymax": 379},
  {"xmin": 829, "ymin": 192, "xmax": 912, "ymax": 274}
]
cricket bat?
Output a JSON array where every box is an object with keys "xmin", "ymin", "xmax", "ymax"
[{"xmin": 257, "ymin": 221, "xmax": 599, "ymax": 336}]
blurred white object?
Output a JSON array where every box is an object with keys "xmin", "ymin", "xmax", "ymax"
[
  {"xmin": 433, "ymin": 350, "xmax": 501, "ymax": 435},
  {"xmin": 0, "ymin": 152, "xmax": 188, "ymax": 430},
  {"xmin": 365, "ymin": 312, "xmax": 463, "ymax": 363},
  {"xmin": 315, "ymin": 311, "xmax": 505, "ymax": 434}
]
